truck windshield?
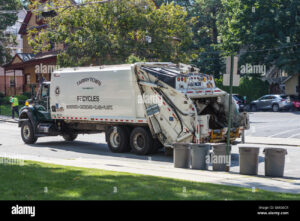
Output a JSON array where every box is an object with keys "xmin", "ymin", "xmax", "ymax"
[{"xmin": 41, "ymin": 85, "xmax": 49, "ymax": 97}]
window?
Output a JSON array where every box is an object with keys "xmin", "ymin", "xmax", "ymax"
[
  {"xmin": 26, "ymin": 74, "xmax": 30, "ymax": 84},
  {"xmin": 9, "ymin": 77, "xmax": 15, "ymax": 87},
  {"xmin": 265, "ymin": 96, "xmax": 275, "ymax": 100},
  {"xmin": 41, "ymin": 85, "xmax": 49, "ymax": 97}
]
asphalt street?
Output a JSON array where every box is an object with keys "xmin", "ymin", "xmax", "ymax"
[
  {"xmin": 246, "ymin": 111, "xmax": 300, "ymax": 139},
  {"xmin": 0, "ymin": 116, "xmax": 300, "ymax": 180}
]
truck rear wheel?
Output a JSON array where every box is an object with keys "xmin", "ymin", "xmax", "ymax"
[
  {"xmin": 107, "ymin": 126, "xmax": 130, "ymax": 153},
  {"xmin": 21, "ymin": 120, "xmax": 37, "ymax": 144},
  {"xmin": 130, "ymin": 127, "xmax": 154, "ymax": 155},
  {"xmin": 63, "ymin": 133, "xmax": 78, "ymax": 141}
]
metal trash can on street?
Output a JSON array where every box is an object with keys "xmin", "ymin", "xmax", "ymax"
[
  {"xmin": 239, "ymin": 146, "xmax": 260, "ymax": 175},
  {"xmin": 190, "ymin": 144, "xmax": 211, "ymax": 170},
  {"xmin": 212, "ymin": 144, "xmax": 231, "ymax": 171},
  {"xmin": 173, "ymin": 143, "xmax": 190, "ymax": 168},
  {"xmin": 263, "ymin": 148, "xmax": 287, "ymax": 177}
]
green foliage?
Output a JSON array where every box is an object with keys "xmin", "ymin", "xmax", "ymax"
[
  {"xmin": 219, "ymin": 0, "xmax": 300, "ymax": 76},
  {"xmin": 0, "ymin": 105, "xmax": 11, "ymax": 116},
  {"xmin": 15, "ymin": 94, "xmax": 29, "ymax": 103},
  {"xmin": 126, "ymin": 54, "xmax": 145, "ymax": 64},
  {"xmin": 190, "ymin": 0, "xmax": 225, "ymax": 78},
  {"xmin": 0, "ymin": 94, "xmax": 29, "ymax": 106},
  {"xmin": 215, "ymin": 76, "xmax": 269, "ymax": 103},
  {"xmin": 2, "ymin": 96, "xmax": 11, "ymax": 105},
  {"xmin": 28, "ymin": 0, "xmax": 194, "ymax": 67},
  {"xmin": 0, "ymin": 0, "xmax": 22, "ymax": 65},
  {"xmin": 22, "ymin": 92, "xmax": 32, "ymax": 99},
  {"xmin": 0, "ymin": 159, "xmax": 299, "ymax": 200}
]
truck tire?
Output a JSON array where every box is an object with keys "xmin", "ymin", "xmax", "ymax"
[
  {"xmin": 21, "ymin": 120, "xmax": 37, "ymax": 144},
  {"xmin": 107, "ymin": 126, "xmax": 130, "ymax": 153},
  {"xmin": 63, "ymin": 133, "xmax": 78, "ymax": 141},
  {"xmin": 130, "ymin": 127, "xmax": 154, "ymax": 155}
]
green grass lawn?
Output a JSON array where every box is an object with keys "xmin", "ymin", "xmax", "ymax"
[
  {"xmin": 0, "ymin": 159, "xmax": 299, "ymax": 200},
  {"xmin": 0, "ymin": 105, "xmax": 11, "ymax": 116}
]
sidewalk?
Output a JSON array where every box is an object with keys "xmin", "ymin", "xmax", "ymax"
[
  {"xmin": 1, "ymin": 153, "xmax": 299, "ymax": 194},
  {"xmin": 237, "ymin": 136, "xmax": 300, "ymax": 147},
  {"xmin": 0, "ymin": 115, "xmax": 18, "ymax": 123}
]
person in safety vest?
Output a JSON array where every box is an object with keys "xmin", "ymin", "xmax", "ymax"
[{"xmin": 10, "ymin": 95, "xmax": 19, "ymax": 119}]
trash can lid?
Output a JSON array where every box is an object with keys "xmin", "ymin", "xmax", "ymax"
[
  {"xmin": 190, "ymin": 143, "xmax": 211, "ymax": 148},
  {"xmin": 173, "ymin": 143, "xmax": 191, "ymax": 149},
  {"xmin": 263, "ymin": 147, "xmax": 287, "ymax": 155},
  {"xmin": 239, "ymin": 146, "xmax": 260, "ymax": 153},
  {"xmin": 213, "ymin": 144, "xmax": 230, "ymax": 149}
]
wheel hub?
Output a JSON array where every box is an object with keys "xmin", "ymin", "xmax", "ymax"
[
  {"xmin": 133, "ymin": 133, "xmax": 145, "ymax": 150},
  {"xmin": 110, "ymin": 131, "xmax": 120, "ymax": 148},
  {"xmin": 23, "ymin": 125, "xmax": 30, "ymax": 140}
]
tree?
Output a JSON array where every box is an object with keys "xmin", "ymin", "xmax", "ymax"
[
  {"xmin": 153, "ymin": 0, "xmax": 225, "ymax": 77},
  {"xmin": 219, "ymin": 0, "xmax": 300, "ymax": 76},
  {"xmin": 215, "ymin": 75, "xmax": 269, "ymax": 102},
  {"xmin": 190, "ymin": 0, "xmax": 224, "ymax": 78},
  {"xmin": 0, "ymin": 0, "xmax": 22, "ymax": 65},
  {"xmin": 28, "ymin": 0, "xmax": 194, "ymax": 67}
]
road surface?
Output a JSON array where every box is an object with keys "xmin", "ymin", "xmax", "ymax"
[
  {"xmin": 246, "ymin": 111, "xmax": 300, "ymax": 139},
  {"xmin": 0, "ymin": 120, "xmax": 299, "ymax": 179}
]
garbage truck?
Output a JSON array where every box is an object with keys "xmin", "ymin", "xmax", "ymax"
[{"xmin": 18, "ymin": 62, "xmax": 249, "ymax": 155}]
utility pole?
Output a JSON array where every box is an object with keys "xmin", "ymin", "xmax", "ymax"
[
  {"xmin": 225, "ymin": 55, "xmax": 234, "ymax": 172},
  {"xmin": 223, "ymin": 55, "xmax": 239, "ymax": 172}
]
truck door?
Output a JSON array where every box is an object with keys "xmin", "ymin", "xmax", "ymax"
[{"xmin": 38, "ymin": 83, "xmax": 50, "ymax": 112}]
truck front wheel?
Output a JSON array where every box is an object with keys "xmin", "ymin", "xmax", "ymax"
[
  {"xmin": 130, "ymin": 127, "xmax": 154, "ymax": 155},
  {"xmin": 21, "ymin": 120, "xmax": 37, "ymax": 144},
  {"xmin": 63, "ymin": 133, "xmax": 78, "ymax": 141},
  {"xmin": 107, "ymin": 126, "xmax": 130, "ymax": 153}
]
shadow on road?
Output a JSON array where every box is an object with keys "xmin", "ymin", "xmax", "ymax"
[{"xmin": 28, "ymin": 140, "xmax": 172, "ymax": 163}]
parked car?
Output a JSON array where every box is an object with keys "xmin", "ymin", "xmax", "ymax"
[
  {"xmin": 250, "ymin": 94, "xmax": 293, "ymax": 112},
  {"xmin": 288, "ymin": 95, "xmax": 300, "ymax": 111},
  {"xmin": 233, "ymin": 94, "xmax": 246, "ymax": 112},
  {"xmin": 232, "ymin": 96, "xmax": 240, "ymax": 112}
]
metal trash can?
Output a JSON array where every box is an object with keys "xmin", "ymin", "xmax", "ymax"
[
  {"xmin": 263, "ymin": 148, "xmax": 287, "ymax": 177},
  {"xmin": 190, "ymin": 144, "xmax": 211, "ymax": 170},
  {"xmin": 212, "ymin": 144, "xmax": 231, "ymax": 171},
  {"xmin": 173, "ymin": 143, "xmax": 190, "ymax": 168},
  {"xmin": 239, "ymin": 146, "xmax": 260, "ymax": 175}
]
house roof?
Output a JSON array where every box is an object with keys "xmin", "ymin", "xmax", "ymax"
[
  {"xmin": 17, "ymin": 53, "xmax": 36, "ymax": 62},
  {"xmin": 18, "ymin": 11, "xmax": 32, "ymax": 35},
  {"xmin": 2, "ymin": 51, "xmax": 58, "ymax": 70},
  {"xmin": 282, "ymin": 75, "xmax": 295, "ymax": 84}
]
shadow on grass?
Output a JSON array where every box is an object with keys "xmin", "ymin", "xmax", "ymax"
[{"xmin": 0, "ymin": 161, "xmax": 299, "ymax": 201}]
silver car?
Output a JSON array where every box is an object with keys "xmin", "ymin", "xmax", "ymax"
[{"xmin": 250, "ymin": 94, "xmax": 292, "ymax": 112}]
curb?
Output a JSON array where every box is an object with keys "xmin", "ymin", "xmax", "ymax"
[
  {"xmin": 0, "ymin": 119, "xmax": 18, "ymax": 124},
  {"xmin": 237, "ymin": 137, "xmax": 300, "ymax": 147},
  {"xmin": 244, "ymin": 142, "xmax": 300, "ymax": 147}
]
